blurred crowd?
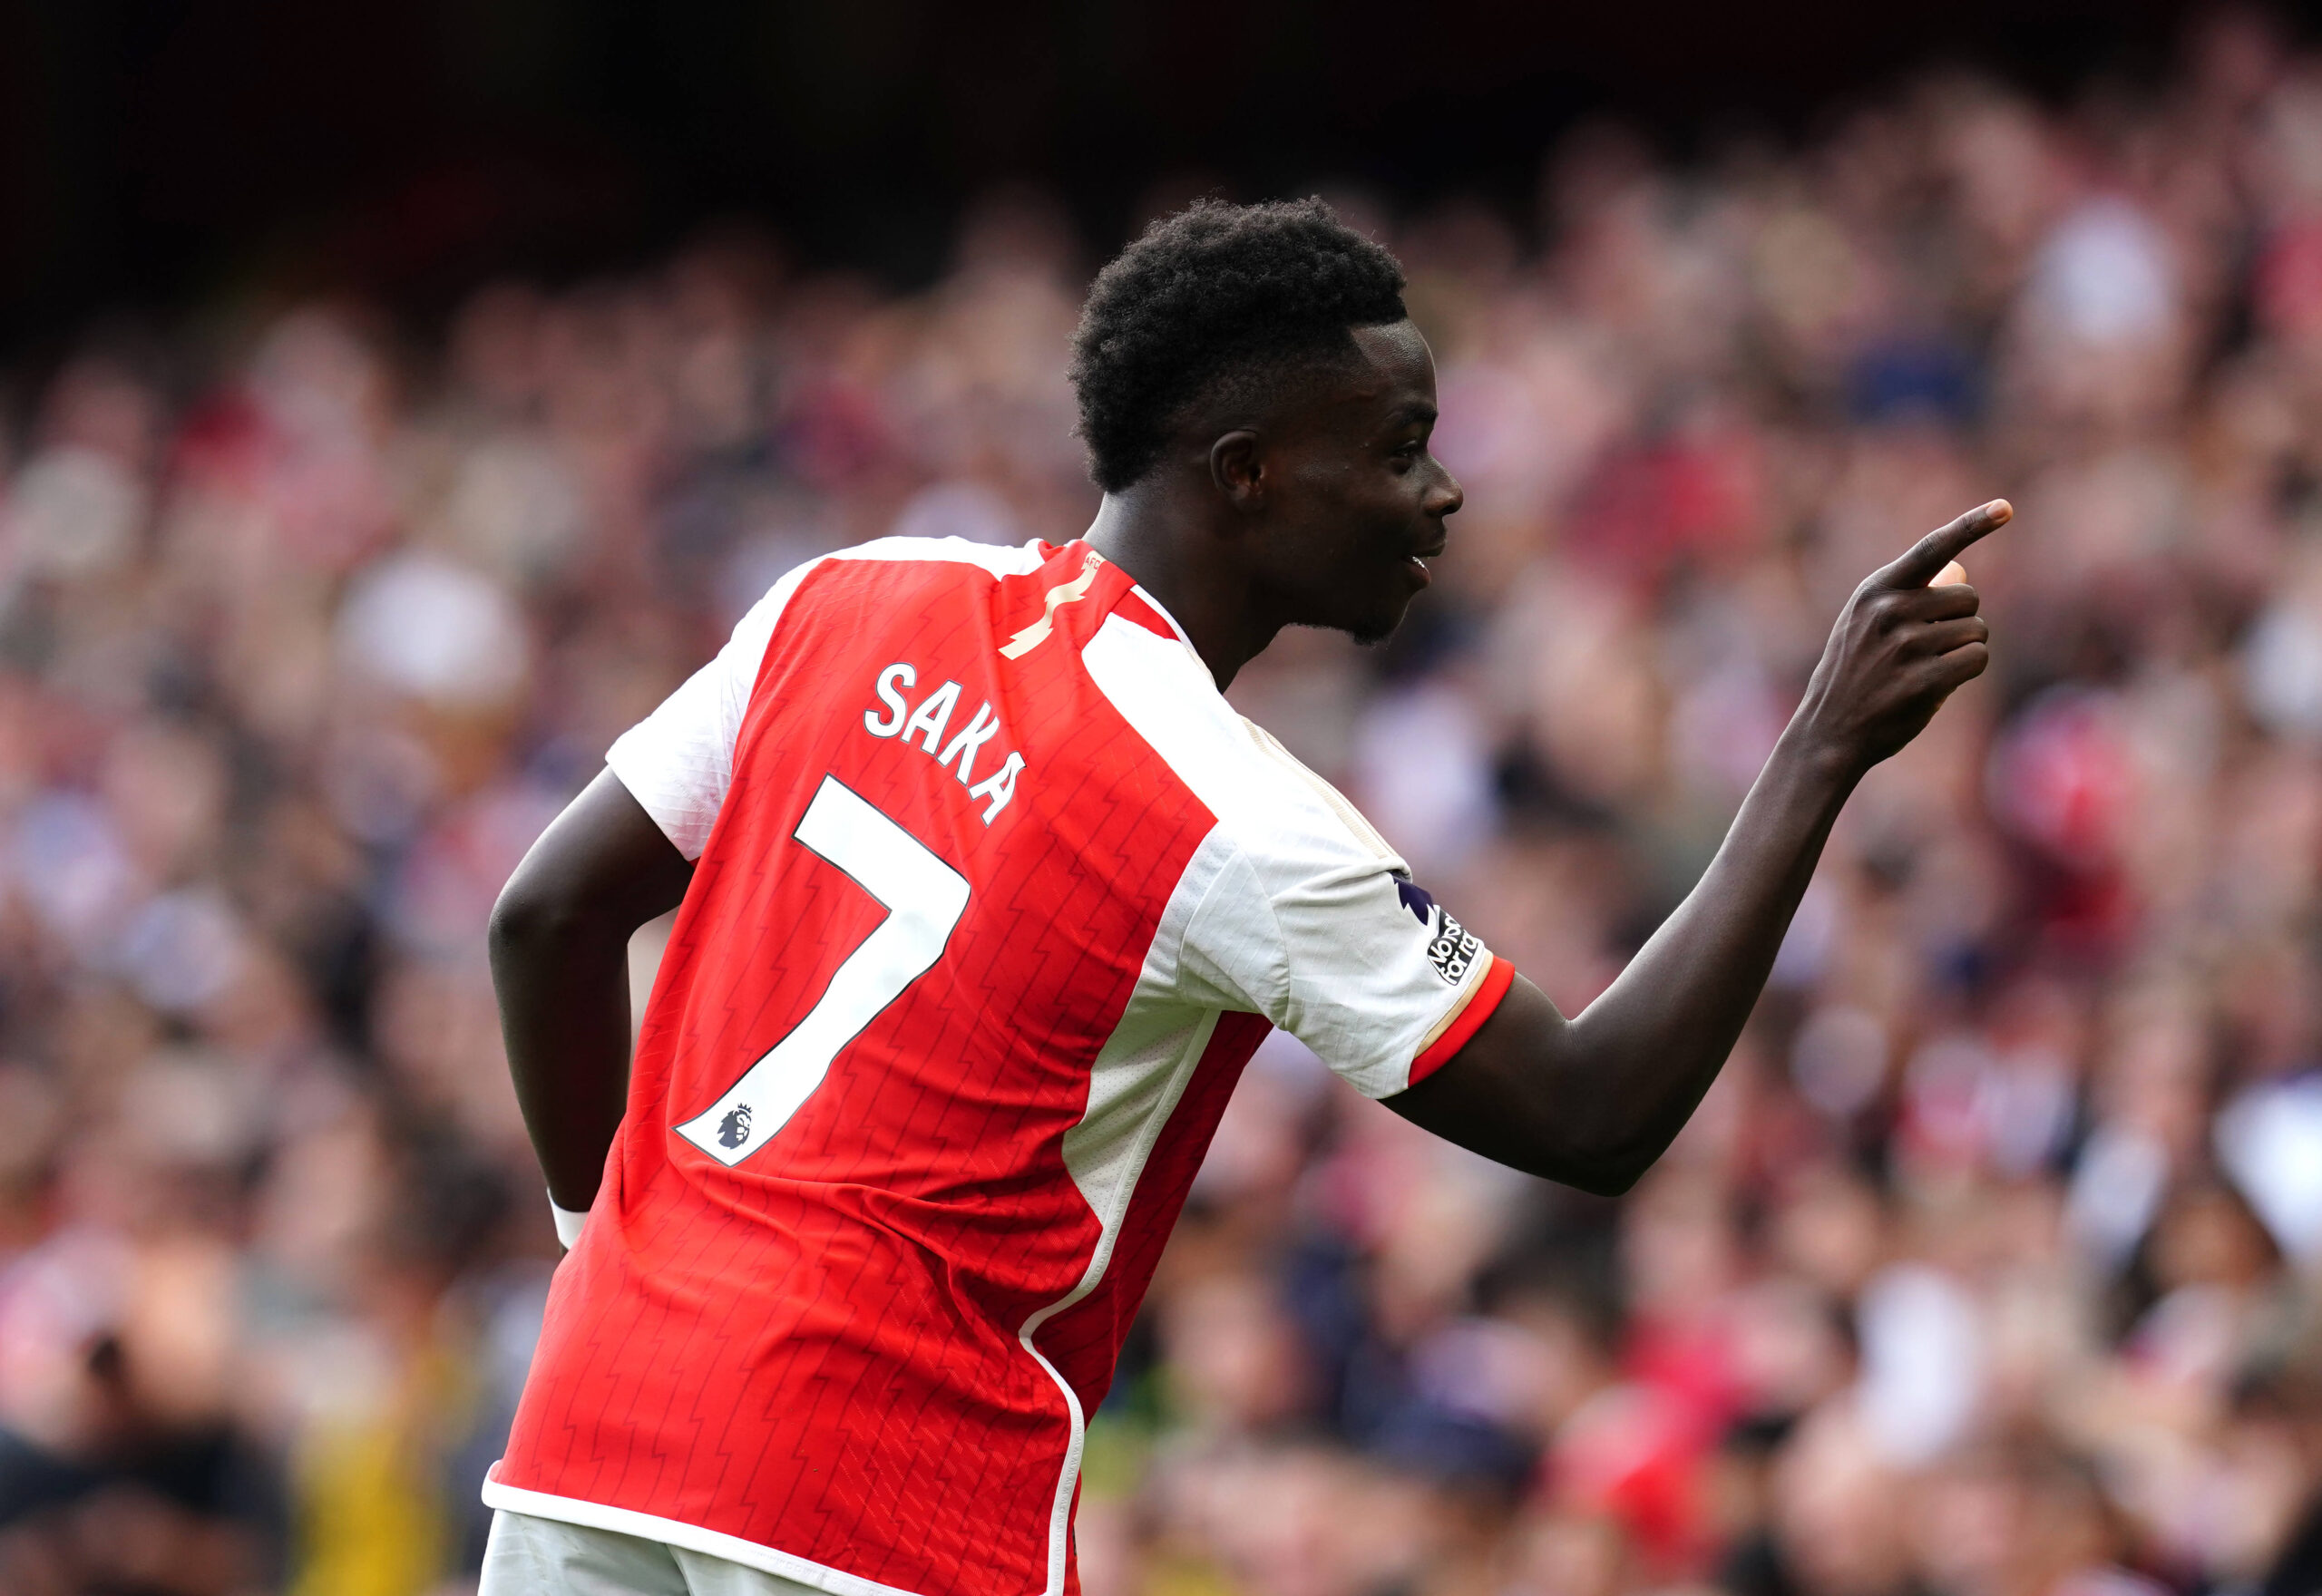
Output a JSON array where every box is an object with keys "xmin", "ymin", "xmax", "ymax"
[{"xmin": 13, "ymin": 14, "xmax": 2322, "ymax": 1595}]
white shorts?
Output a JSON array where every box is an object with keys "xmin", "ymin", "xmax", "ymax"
[{"xmin": 478, "ymin": 1510, "xmax": 828, "ymax": 1596}]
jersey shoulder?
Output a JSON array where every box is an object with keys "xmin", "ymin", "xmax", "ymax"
[
  {"xmin": 822, "ymin": 533, "xmax": 1051, "ymax": 579},
  {"xmin": 776, "ymin": 535, "xmax": 1077, "ymax": 650},
  {"xmin": 1079, "ymin": 611, "xmax": 1402, "ymax": 878},
  {"xmin": 731, "ymin": 534, "xmax": 1056, "ymax": 687},
  {"xmin": 773, "ymin": 534, "xmax": 1053, "ymax": 633}
]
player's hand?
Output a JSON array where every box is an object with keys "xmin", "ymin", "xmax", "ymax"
[{"xmin": 1794, "ymin": 499, "xmax": 2010, "ymax": 777}]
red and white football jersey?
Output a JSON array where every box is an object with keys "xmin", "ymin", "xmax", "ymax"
[{"xmin": 485, "ymin": 536, "xmax": 1514, "ymax": 1596}]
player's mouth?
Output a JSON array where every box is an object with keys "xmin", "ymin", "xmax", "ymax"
[{"xmin": 1403, "ymin": 541, "xmax": 1446, "ymax": 587}]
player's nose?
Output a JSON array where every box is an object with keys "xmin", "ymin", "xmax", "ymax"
[{"xmin": 1428, "ymin": 464, "xmax": 1463, "ymax": 519}]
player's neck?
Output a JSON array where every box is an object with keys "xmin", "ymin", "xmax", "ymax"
[{"xmin": 1083, "ymin": 491, "xmax": 1280, "ymax": 692}]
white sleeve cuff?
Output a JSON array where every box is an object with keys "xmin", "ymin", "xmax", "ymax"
[{"xmin": 550, "ymin": 1193, "xmax": 590, "ymax": 1251}]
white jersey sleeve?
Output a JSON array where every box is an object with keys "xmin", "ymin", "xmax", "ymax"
[
  {"xmin": 604, "ymin": 563, "xmax": 815, "ymax": 859},
  {"xmin": 1084, "ymin": 616, "xmax": 1513, "ymax": 1099}
]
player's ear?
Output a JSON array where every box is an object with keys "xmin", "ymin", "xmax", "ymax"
[{"xmin": 1208, "ymin": 430, "xmax": 1263, "ymax": 511}]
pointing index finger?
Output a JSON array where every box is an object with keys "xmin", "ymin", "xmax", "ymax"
[{"xmin": 1875, "ymin": 500, "xmax": 2013, "ymax": 590}]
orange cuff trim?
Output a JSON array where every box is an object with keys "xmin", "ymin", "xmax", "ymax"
[{"xmin": 1409, "ymin": 953, "xmax": 1515, "ymax": 1086}]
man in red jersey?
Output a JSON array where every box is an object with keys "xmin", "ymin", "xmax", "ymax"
[{"xmin": 479, "ymin": 199, "xmax": 2006, "ymax": 1596}]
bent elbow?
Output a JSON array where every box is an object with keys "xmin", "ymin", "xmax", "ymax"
[
  {"xmin": 489, "ymin": 875, "xmax": 575, "ymax": 953},
  {"xmin": 1565, "ymin": 1160, "xmax": 1647, "ymax": 1199},
  {"xmin": 488, "ymin": 885, "xmax": 534, "ymax": 950},
  {"xmin": 1496, "ymin": 1105, "xmax": 1658, "ymax": 1196},
  {"xmin": 1541, "ymin": 1139, "xmax": 1657, "ymax": 1198}
]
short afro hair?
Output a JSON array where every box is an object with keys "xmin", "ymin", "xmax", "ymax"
[{"xmin": 1068, "ymin": 198, "xmax": 1410, "ymax": 493}]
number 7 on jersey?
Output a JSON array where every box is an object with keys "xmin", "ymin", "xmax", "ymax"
[{"xmin": 674, "ymin": 775, "xmax": 971, "ymax": 1166}]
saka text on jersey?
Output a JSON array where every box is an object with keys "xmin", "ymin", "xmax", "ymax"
[{"xmin": 863, "ymin": 660, "xmax": 1027, "ymax": 822}]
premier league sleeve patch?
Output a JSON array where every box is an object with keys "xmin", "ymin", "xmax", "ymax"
[{"xmin": 1395, "ymin": 874, "xmax": 1482, "ymax": 986}]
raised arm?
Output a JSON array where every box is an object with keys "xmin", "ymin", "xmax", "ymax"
[
  {"xmin": 490, "ymin": 769, "xmax": 695, "ymax": 1212},
  {"xmin": 1388, "ymin": 500, "xmax": 2011, "ymax": 1193}
]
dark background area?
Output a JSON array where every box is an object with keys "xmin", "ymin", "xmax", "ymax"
[{"xmin": 0, "ymin": 0, "xmax": 2296, "ymax": 355}]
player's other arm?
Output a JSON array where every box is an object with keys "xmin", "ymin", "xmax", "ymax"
[
  {"xmin": 1388, "ymin": 501, "xmax": 2010, "ymax": 1196},
  {"xmin": 490, "ymin": 769, "xmax": 695, "ymax": 1212}
]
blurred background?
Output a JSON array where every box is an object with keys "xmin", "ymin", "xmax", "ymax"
[{"xmin": 8, "ymin": 2, "xmax": 2322, "ymax": 1592}]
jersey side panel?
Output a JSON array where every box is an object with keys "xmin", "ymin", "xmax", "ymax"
[{"xmin": 1032, "ymin": 1007, "xmax": 1272, "ymax": 1416}]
